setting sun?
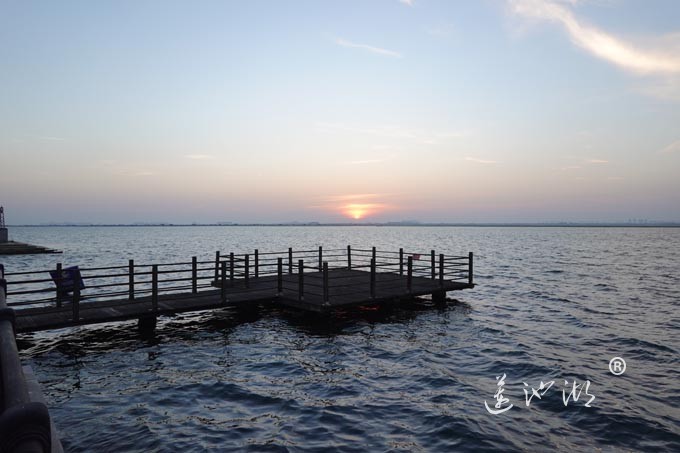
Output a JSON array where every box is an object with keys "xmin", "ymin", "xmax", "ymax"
[
  {"xmin": 342, "ymin": 203, "xmax": 382, "ymax": 220},
  {"xmin": 349, "ymin": 209, "xmax": 365, "ymax": 219}
]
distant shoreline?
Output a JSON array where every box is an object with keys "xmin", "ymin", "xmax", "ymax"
[{"xmin": 8, "ymin": 222, "xmax": 680, "ymax": 228}]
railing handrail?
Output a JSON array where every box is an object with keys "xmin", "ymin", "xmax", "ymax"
[{"xmin": 3, "ymin": 246, "xmax": 473, "ymax": 310}]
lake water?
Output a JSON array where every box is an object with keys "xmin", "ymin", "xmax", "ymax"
[{"xmin": 4, "ymin": 226, "xmax": 679, "ymax": 452}]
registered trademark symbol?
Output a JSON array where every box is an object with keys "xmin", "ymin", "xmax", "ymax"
[{"xmin": 609, "ymin": 357, "xmax": 626, "ymax": 375}]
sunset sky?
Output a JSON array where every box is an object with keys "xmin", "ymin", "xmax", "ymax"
[{"xmin": 1, "ymin": 0, "xmax": 679, "ymax": 224}]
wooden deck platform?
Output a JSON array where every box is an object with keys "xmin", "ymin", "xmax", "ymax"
[
  {"xmin": 5, "ymin": 246, "xmax": 474, "ymax": 333},
  {"xmin": 14, "ymin": 269, "xmax": 472, "ymax": 333},
  {"xmin": 0, "ymin": 241, "xmax": 62, "ymax": 255}
]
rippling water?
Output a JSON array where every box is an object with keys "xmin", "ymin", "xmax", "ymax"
[{"xmin": 4, "ymin": 226, "xmax": 679, "ymax": 452}]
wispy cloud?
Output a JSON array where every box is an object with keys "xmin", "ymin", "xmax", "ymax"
[
  {"xmin": 184, "ymin": 154, "xmax": 215, "ymax": 160},
  {"xmin": 561, "ymin": 165, "xmax": 581, "ymax": 171},
  {"xmin": 399, "ymin": 0, "xmax": 414, "ymax": 6},
  {"xmin": 659, "ymin": 139, "xmax": 680, "ymax": 153},
  {"xmin": 509, "ymin": 0, "xmax": 680, "ymax": 75},
  {"xmin": 324, "ymin": 193, "xmax": 385, "ymax": 202},
  {"xmin": 316, "ymin": 122, "xmax": 417, "ymax": 139},
  {"xmin": 316, "ymin": 122, "xmax": 469, "ymax": 144},
  {"xmin": 335, "ymin": 38, "xmax": 403, "ymax": 58},
  {"xmin": 347, "ymin": 159, "xmax": 384, "ymax": 165},
  {"xmin": 465, "ymin": 157, "xmax": 498, "ymax": 164},
  {"xmin": 437, "ymin": 131, "xmax": 468, "ymax": 139},
  {"xmin": 509, "ymin": 0, "xmax": 680, "ymax": 101},
  {"xmin": 39, "ymin": 136, "xmax": 65, "ymax": 141},
  {"xmin": 587, "ymin": 158, "xmax": 608, "ymax": 164}
]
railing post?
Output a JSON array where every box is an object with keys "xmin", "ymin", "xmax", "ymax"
[
  {"xmin": 214, "ymin": 251, "xmax": 220, "ymax": 283},
  {"xmin": 152, "ymin": 265, "xmax": 158, "ymax": 312},
  {"xmin": 221, "ymin": 261, "xmax": 227, "ymax": 304},
  {"xmin": 245, "ymin": 254, "xmax": 250, "ymax": 288},
  {"xmin": 323, "ymin": 261, "xmax": 329, "ymax": 303},
  {"xmin": 72, "ymin": 280, "xmax": 80, "ymax": 321},
  {"xmin": 468, "ymin": 252, "xmax": 474, "ymax": 286},
  {"xmin": 288, "ymin": 247, "xmax": 293, "ymax": 274},
  {"xmin": 318, "ymin": 246, "xmax": 323, "ymax": 271},
  {"xmin": 254, "ymin": 249, "xmax": 259, "ymax": 278},
  {"xmin": 370, "ymin": 258, "xmax": 376, "ymax": 299},
  {"xmin": 192, "ymin": 256, "xmax": 197, "ymax": 294},
  {"xmin": 399, "ymin": 248, "xmax": 404, "ymax": 276},
  {"xmin": 55, "ymin": 262, "xmax": 62, "ymax": 307},
  {"xmin": 439, "ymin": 253, "xmax": 444, "ymax": 288},
  {"xmin": 347, "ymin": 245, "xmax": 351, "ymax": 270},
  {"xmin": 229, "ymin": 252, "xmax": 234, "ymax": 287},
  {"xmin": 298, "ymin": 259, "xmax": 304, "ymax": 301},
  {"xmin": 431, "ymin": 250, "xmax": 436, "ymax": 280},
  {"xmin": 407, "ymin": 256, "xmax": 413, "ymax": 294},
  {"xmin": 128, "ymin": 259, "xmax": 135, "ymax": 300},
  {"xmin": 372, "ymin": 246, "xmax": 376, "ymax": 263},
  {"xmin": 277, "ymin": 257, "xmax": 283, "ymax": 295}
]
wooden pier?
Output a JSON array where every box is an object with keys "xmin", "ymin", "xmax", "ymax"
[
  {"xmin": 3, "ymin": 246, "xmax": 474, "ymax": 333},
  {"xmin": 0, "ymin": 247, "xmax": 473, "ymax": 452},
  {"xmin": 0, "ymin": 241, "xmax": 62, "ymax": 255}
]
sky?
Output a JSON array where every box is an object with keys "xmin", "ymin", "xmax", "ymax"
[{"xmin": 1, "ymin": 0, "xmax": 679, "ymax": 224}]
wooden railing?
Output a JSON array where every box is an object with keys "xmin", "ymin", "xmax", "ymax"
[
  {"xmin": 212, "ymin": 246, "xmax": 472, "ymax": 304},
  {"xmin": 2, "ymin": 246, "xmax": 473, "ymax": 314}
]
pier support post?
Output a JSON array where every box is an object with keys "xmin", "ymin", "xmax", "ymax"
[
  {"xmin": 298, "ymin": 259, "xmax": 304, "ymax": 301},
  {"xmin": 152, "ymin": 265, "xmax": 158, "ymax": 312},
  {"xmin": 431, "ymin": 250, "xmax": 436, "ymax": 280},
  {"xmin": 214, "ymin": 251, "xmax": 220, "ymax": 283},
  {"xmin": 129, "ymin": 259, "xmax": 135, "ymax": 300},
  {"xmin": 55, "ymin": 262, "xmax": 63, "ymax": 308},
  {"xmin": 229, "ymin": 253, "xmax": 234, "ymax": 287},
  {"xmin": 221, "ymin": 261, "xmax": 227, "ymax": 304},
  {"xmin": 191, "ymin": 256, "xmax": 197, "ymax": 294},
  {"xmin": 245, "ymin": 254, "xmax": 250, "ymax": 288},
  {"xmin": 254, "ymin": 249, "xmax": 259, "ymax": 278},
  {"xmin": 439, "ymin": 253, "xmax": 444, "ymax": 288},
  {"xmin": 370, "ymin": 258, "xmax": 376, "ymax": 299},
  {"xmin": 468, "ymin": 252, "xmax": 474, "ymax": 286},
  {"xmin": 407, "ymin": 256, "xmax": 413, "ymax": 294},
  {"xmin": 347, "ymin": 245, "xmax": 351, "ymax": 270},
  {"xmin": 277, "ymin": 258, "xmax": 283, "ymax": 295},
  {"xmin": 137, "ymin": 315, "xmax": 156, "ymax": 334},
  {"xmin": 432, "ymin": 290, "xmax": 446, "ymax": 307}
]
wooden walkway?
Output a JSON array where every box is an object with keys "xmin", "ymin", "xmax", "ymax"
[
  {"xmin": 15, "ymin": 270, "xmax": 472, "ymax": 333},
  {"xmin": 4, "ymin": 246, "xmax": 474, "ymax": 333}
]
